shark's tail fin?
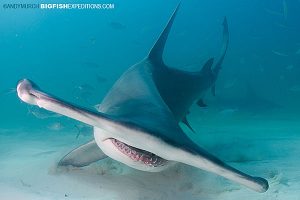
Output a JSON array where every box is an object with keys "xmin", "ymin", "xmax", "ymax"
[
  {"xmin": 147, "ymin": 2, "xmax": 181, "ymax": 65},
  {"xmin": 213, "ymin": 17, "xmax": 229, "ymax": 76}
]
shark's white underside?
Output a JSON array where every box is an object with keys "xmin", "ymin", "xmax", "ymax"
[
  {"xmin": 16, "ymin": 3, "xmax": 269, "ymax": 194},
  {"xmin": 16, "ymin": 73, "xmax": 268, "ymax": 193}
]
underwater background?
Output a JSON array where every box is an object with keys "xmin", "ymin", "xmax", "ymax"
[{"xmin": 1, "ymin": 0, "xmax": 300, "ymax": 199}]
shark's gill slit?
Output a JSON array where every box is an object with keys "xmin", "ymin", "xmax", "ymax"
[
  {"xmin": 17, "ymin": 3, "xmax": 270, "ymax": 193},
  {"xmin": 109, "ymin": 138, "xmax": 168, "ymax": 167}
]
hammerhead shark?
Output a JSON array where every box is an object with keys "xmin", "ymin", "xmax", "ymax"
[{"xmin": 17, "ymin": 4, "xmax": 268, "ymax": 193}]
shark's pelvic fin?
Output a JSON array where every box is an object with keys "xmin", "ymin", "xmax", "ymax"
[
  {"xmin": 200, "ymin": 58, "xmax": 214, "ymax": 75},
  {"xmin": 17, "ymin": 11, "xmax": 269, "ymax": 193},
  {"xmin": 182, "ymin": 116, "xmax": 195, "ymax": 133},
  {"xmin": 148, "ymin": 2, "xmax": 181, "ymax": 65}
]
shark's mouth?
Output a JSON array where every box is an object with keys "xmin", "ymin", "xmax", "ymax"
[{"xmin": 110, "ymin": 138, "xmax": 168, "ymax": 167}]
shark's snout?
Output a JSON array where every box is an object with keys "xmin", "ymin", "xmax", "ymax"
[{"xmin": 17, "ymin": 79, "xmax": 39, "ymax": 105}]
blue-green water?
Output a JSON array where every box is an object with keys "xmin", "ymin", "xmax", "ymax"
[{"xmin": 1, "ymin": 0, "xmax": 300, "ymax": 199}]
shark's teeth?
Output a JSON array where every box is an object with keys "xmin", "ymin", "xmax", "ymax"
[{"xmin": 111, "ymin": 138, "xmax": 167, "ymax": 167}]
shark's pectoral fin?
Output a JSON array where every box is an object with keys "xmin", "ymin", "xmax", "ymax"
[
  {"xmin": 181, "ymin": 116, "xmax": 195, "ymax": 133},
  {"xmin": 196, "ymin": 99, "xmax": 207, "ymax": 107},
  {"xmin": 58, "ymin": 140, "xmax": 107, "ymax": 167}
]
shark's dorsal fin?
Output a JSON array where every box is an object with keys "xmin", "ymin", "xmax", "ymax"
[{"xmin": 148, "ymin": 3, "xmax": 181, "ymax": 64}]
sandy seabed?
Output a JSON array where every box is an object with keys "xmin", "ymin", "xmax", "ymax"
[{"xmin": 1, "ymin": 112, "xmax": 300, "ymax": 200}]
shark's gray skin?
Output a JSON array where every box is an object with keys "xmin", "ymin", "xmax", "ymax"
[
  {"xmin": 17, "ymin": 4, "xmax": 268, "ymax": 193},
  {"xmin": 195, "ymin": 17, "xmax": 229, "ymax": 107},
  {"xmin": 161, "ymin": 17, "xmax": 228, "ymax": 132}
]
